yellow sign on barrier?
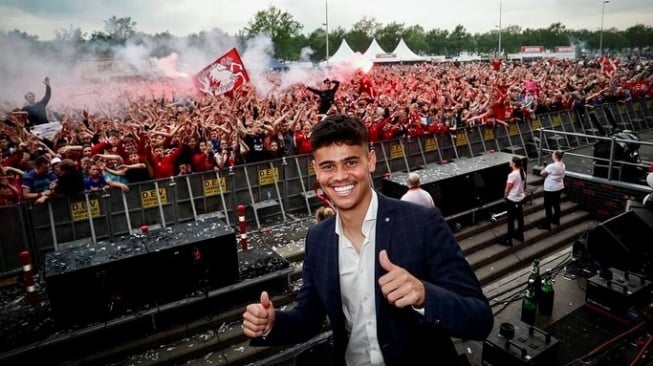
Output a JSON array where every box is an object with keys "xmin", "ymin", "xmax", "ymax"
[
  {"xmin": 70, "ymin": 199, "xmax": 101, "ymax": 222},
  {"xmin": 141, "ymin": 188, "xmax": 168, "ymax": 209},
  {"xmin": 390, "ymin": 144, "xmax": 404, "ymax": 159},
  {"xmin": 551, "ymin": 116, "xmax": 562, "ymax": 127},
  {"xmin": 259, "ymin": 167, "xmax": 280, "ymax": 186},
  {"xmin": 424, "ymin": 137, "xmax": 438, "ymax": 152},
  {"xmin": 531, "ymin": 119, "xmax": 542, "ymax": 130},
  {"xmin": 455, "ymin": 131, "xmax": 468, "ymax": 146},
  {"xmin": 508, "ymin": 124, "xmax": 519, "ymax": 136},
  {"xmin": 203, "ymin": 177, "xmax": 228, "ymax": 197},
  {"xmin": 308, "ymin": 163, "xmax": 316, "ymax": 176},
  {"xmin": 484, "ymin": 127, "xmax": 495, "ymax": 141}
]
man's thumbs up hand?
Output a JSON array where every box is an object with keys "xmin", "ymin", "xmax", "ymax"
[{"xmin": 378, "ymin": 250, "xmax": 425, "ymax": 308}]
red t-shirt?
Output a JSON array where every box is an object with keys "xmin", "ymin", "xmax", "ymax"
[{"xmin": 294, "ymin": 132, "xmax": 313, "ymax": 155}]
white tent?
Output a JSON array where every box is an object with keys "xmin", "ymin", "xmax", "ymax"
[
  {"xmin": 363, "ymin": 38, "xmax": 390, "ymax": 61},
  {"xmin": 390, "ymin": 38, "xmax": 426, "ymax": 62},
  {"xmin": 326, "ymin": 39, "xmax": 356, "ymax": 64}
]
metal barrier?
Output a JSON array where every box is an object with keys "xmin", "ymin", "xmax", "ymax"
[
  {"xmin": 535, "ymin": 128, "xmax": 653, "ymax": 183},
  {"xmin": 0, "ymin": 100, "xmax": 650, "ymax": 274}
]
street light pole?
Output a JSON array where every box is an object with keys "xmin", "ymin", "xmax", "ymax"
[
  {"xmin": 599, "ymin": 0, "xmax": 609, "ymax": 56},
  {"xmin": 498, "ymin": 0, "xmax": 502, "ymax": 57},
  {"xmin": 325, "ymin": 0, "xmax": 329, "ymax": 65}
]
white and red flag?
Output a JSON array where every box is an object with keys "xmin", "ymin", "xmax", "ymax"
[{"xmin": 193, "ymin": 48, "xmax": 250, "ymax": 96}]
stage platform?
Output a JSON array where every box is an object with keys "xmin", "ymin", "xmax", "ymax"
[{"xmin": 382, "ymin": 151, "xmax": 527, "ymax": 216}]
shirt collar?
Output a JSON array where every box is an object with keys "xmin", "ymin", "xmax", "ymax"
[{"xmin": 335, "ymin": 190, "xmax": 378, "ymax": 237}]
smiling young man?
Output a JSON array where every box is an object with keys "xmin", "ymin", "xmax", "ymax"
[{"xmin": 242, "ymin": 114, "xmax": 493, "ymax": 365}]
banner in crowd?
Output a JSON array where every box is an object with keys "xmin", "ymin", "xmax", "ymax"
[
  {"xmin": 30, "ymin": 121, "xmax": 62, "ymax": 141},
  {"xmin": 193, "ymin": 48, "xmax": 250, "ymax": 97}
]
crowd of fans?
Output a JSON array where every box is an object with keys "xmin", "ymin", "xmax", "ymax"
[{"xmin": 1, "ymin": 56, "xmax": 652, "ymax": 207}]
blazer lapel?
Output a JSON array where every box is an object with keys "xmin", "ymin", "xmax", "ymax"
[
  {"xmin": 322, "ymin": 223, "xmax": 344, "ymax": 326},
  {"xmin": 374, "ymin": 194, "xmax": 395, "ymax": 313}
]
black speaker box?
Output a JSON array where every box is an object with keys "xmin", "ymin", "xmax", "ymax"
[
  {"xmin": 45, "ymin": 219, "xmax": 239, "ymax": 327},
  {"xmin": 586, "ymin": 209, "xmax": 653, "ymax": 277},
  {"xmin": 44, "ymin": 238, "xmax": 151, "ymax": 327},
  {"xmin": 143, "ymin": 221, "xmax": 239, "ymax": 304}
]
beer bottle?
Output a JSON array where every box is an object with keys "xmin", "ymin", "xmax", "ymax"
[
  {"xmin": 521, "ymin": 281, "xmax": 538, "ymax": 325},
  {"xmin": 539, "ymin": 271, "xmax": 555, "ymax": 316}
]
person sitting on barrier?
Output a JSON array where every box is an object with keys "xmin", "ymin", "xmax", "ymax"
[
  {"xmin": 242, "ymin": 113, "xmax": 493, "ymax": 365},
  {"xmin": 400, "ymin": 172, "xmax": 436, "ymax": 208},
  {"xmin": 21, "ymin": 155, "xmax": 57, "ymax": 205},
  {"xmin": 305, "ymin": 78, "xmax": 340, "ymax": 115},
  {"xmin": 21, "ymin": 77, "xmax": 51, "ymax": 128}
]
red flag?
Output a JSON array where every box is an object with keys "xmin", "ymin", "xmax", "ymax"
[{"xmin": 193, "ymin": 48, "xmax": 250, "ymax": 96}]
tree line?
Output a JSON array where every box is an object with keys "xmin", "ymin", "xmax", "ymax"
[{"xmin": 2, "ymin": 6, "xmax": 652, "ymax": 64}]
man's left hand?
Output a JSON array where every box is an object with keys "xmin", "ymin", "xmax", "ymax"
[{"xmin": 378, "ymin": 249, "xmax": 425, "ymax": 308}]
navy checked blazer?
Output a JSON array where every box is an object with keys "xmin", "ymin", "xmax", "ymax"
[{"xmin": 251, "ymin": 192, "xmax": 493, "ymax": 365}]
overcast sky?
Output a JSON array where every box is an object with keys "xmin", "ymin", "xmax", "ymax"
[{"xmin": 1, "ymin": 0, "xmax": 652, "ymax": 41}]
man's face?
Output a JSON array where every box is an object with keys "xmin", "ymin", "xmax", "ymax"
[
  {"xmin": 89, "ymin": 165, "xmax": 101, "ymax": 177},
  {"xmin": 312, "ymin": 142, "xmax": 375, "ymax": 213},
  {"xmin": 82, "ymin": 147, "xmax": 92, "ymax": 157},
  {"xmin": 35, "ymin": 163, "xmax": 50, "ymax": 176},
  {"xmin": 0, "ymin": 185, "xmax": 12, "ymax": 196},
  {"xmin": 109, "ymin": 135, "xmax": 120, "ymax": 146},
  {"xmin": 25, "ymin": 92, "xmax": 35, "ymax": 105}
]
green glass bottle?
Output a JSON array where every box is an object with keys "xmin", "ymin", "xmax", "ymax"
[
  {"xmin": 539, "ymin": 271, "xmax": 554, "ymax": 316},
  {"xmin": 528, "ymin": 259, "xmax": 541, "ymax": 302},
  {"xmin": 521, "ymin": 281, "xmax": 538, "ymax": 325}
]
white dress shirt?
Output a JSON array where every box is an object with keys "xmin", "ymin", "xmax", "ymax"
[{"xmin": 336, "ymin": 191, "xmax": 385, "ymax": 366}]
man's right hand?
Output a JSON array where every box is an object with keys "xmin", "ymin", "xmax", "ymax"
[
  {"xmin": 242, "ymin": 291, "xmax": 276, "ymax": 338},
  {"xmin": 44, "ymin": 77, "xmax": 50, "ymax": 86}
]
